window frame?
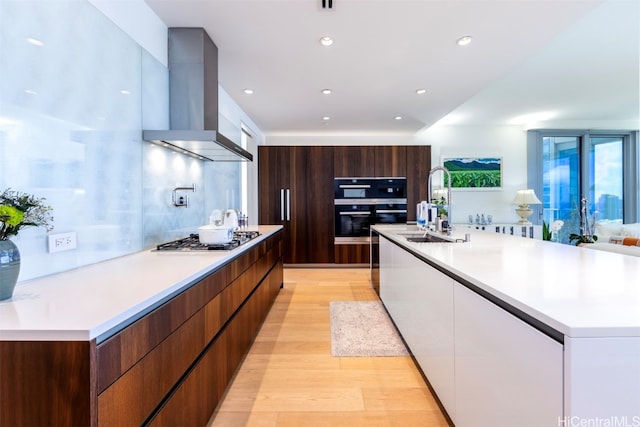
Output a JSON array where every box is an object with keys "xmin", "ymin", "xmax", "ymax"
[{"xmin": 527, "ymin": 129, "xmax": 639, "ymax": 225}]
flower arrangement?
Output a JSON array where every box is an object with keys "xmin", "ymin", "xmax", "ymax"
[
  {"xmin": 542, "ymin": 220, "xmax": 564, "ymax": 241},
  {"xmin": 569, "ymin": 197, "xmax": 597, "ymax": 245},
  {"xmin": 0, "ymin": 188, "xmax": 54, "ymax": 240}
]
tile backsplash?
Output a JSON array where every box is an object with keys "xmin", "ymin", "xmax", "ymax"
[{"xmin": 0, "ymin": 1, "xmax": 241, "ymax": 281}]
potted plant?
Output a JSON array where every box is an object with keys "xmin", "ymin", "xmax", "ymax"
[
  {"xmin": 542, "ymin": 220, "xmax": 564, "ymax": 242},
  {"xmin": 433, "ymin": 196, "xmax": 448, "ymax": 219},
  {"xmin": 0, "ymin": 188, "xmax": 54, "ymax": 300}
]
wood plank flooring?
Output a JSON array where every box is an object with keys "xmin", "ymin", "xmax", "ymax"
[{"xmin": 208, "ymin": 268, "xmax": 450, "ymax": 427}]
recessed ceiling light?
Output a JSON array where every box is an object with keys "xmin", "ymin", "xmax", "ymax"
[
  {"xmin": 320, "ymin": 36, "xmax": 333, "ymax": 46},
  {"xmin": 394, "ymin": 116, "xmax": 402, "ymax": 120},
  {"xmin": 243, "ymin": 89, "xmax": 254, "ymax": 95},
  {"xmin": 416, "ymin": 89, "xmax": 426, "ymax": 95},
  {"xmin": 26, "ymin": 37, "xmax": 44, "ymax": 47},
  {"xmin": 24, "ymin": 89, "xmax": 37, "ymax": 95},
  {"xmin": 322, "ymin": 116, "xmax": 331, "ymax": 121},
  {"xmin": 457, "ymin": 36, "xmax": 472, "ymax": 46},
  {"xmin": 120, "ymin": 90, "xmax": 131, "ymax": 95},
  {"xmin": 321, "ymin": 89, "xmax": 332, "ymax": 95}
]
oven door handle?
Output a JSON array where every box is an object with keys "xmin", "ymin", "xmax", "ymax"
[
  {"xmin": 375, "ymin": 209, "xmax": 407, "ymax": 214},
  {"xmin": 339, "ymin": 211, "xmax": 372, "ymax": 216},
  {"xmin": 339, "ymin": 184, "xmax": 371, "ymax": 189}
]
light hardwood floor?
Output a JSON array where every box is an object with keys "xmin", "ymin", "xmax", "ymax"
[{"xmin": 208, "ymin": 268, "xmax": 450, "ymax": 427}]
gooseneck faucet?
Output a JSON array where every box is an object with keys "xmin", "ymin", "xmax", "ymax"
[{"xmin": 427, "ymin": 166, "xmax": 452, "ymax": 234}]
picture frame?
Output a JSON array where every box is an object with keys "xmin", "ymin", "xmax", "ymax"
[{"xmin": 441, "ymin": 156, "xmax": 502, "ymax": 190}]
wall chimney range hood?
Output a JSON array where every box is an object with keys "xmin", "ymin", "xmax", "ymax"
[{"xmin": 143, "ymin": 28, "xmax": 253, "ymax": 162}]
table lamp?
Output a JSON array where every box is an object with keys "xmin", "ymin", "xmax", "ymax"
[{"xmin": 511, "ymin": 189, "xmax": 541, "ymax": 225}]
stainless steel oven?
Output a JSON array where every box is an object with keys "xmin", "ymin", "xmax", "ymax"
[
  {"xmin": 374, "ymin": 177, "xmax": 406, "ymax": 198},
  {"xmin": 374, "ymin": 199, "xmax": 407, "ymax": 225},
  {"xmin": 334, "ymin": 177, "xmax": 407, "ymax": 244},
  {"xmin": 334, "ymin": 200, "xmax": 375, "ymax": 242},
  {"xmin": 334, "ymin": 178, "xmax": 375, "ymax": 199}
]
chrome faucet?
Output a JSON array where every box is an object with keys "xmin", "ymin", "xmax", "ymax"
[{"xmin": 427, "ymin": 166, "xmax": 452, "ymax": 234}]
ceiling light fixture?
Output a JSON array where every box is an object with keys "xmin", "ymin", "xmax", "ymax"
[
  {"xmin": 322, "ymin": 116, "xmax": 331, "ymax": 121},
  {"xmin": 120, "ymin": 90, "xmax": 131, "ymax": 95},
  {"xmin": 243, "ymin": 89, "xmax": 254, "ymax": 95},
  {"xmin": 416, "ymin": 89, "xmax": 426, "ymax": 95},
  {"xmin": 321, "ymin": 89, "xmax": 332, "ymax": 95},
  {"xmin": 26, "ymin": 37, "xmax": 44, "ymax": 47},
  {"xmin": 394, "ymin": 116, "xmax": 402, "ymax": 120},
  {"xmin": 320, "ymin": 36, "xmax": 333, "ymax": 46},
  {"xmin": 457, "ymin": 36, "xmax": 472, "ymax": 46}
]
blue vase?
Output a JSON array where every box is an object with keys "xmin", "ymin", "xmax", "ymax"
[{"xmin": 0, "ymin": 239, "xmax": 21, "ymax": 300}]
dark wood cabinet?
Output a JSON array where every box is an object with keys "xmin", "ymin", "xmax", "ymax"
[
  {"xmin": 0, "ymin": 231, "xmax": 283, "ymax": 427},
  {"xmin": 258, "ymin": 146, "xmax": 334, "ymax": 264},
  {"xmin": 374, "ymin": 145, "xmax": 407, "ymax": 177},
  {"xmin": 406, "ymin": 145, "xmax": 431, "ymax": 221},
  {"xmin": 259, "ymin": 144, "xmax": 431, "ymax": 264},
  {"xmin": 334, "ymin": 146, "xmax": 375, "ymax": 177}
]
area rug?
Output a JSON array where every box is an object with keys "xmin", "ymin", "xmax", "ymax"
[{"xmin": 329, "ymin": 301, "xmax": 409, "ymax": 357}]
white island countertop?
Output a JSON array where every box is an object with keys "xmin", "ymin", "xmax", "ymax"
[
  {"xmin": 0, "ymin": 225, "xmax": 283, "ymax": 342},
  {"xmin": 373, "ymin": 224, "xmax": 640, "ymax": 339}
]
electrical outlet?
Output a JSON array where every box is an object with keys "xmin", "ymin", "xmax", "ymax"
[
  {"xmin": 174, "ymin": 195, "xmax": 188, "ymax": 207},
  {"xmin": 48, "ymin": 232, "xmax": 77, "ymax": 253}
]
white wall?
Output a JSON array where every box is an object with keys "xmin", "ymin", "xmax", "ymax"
[{"xmin": 413, "ymin": 124, "xmax": 529, "ymax": 224}]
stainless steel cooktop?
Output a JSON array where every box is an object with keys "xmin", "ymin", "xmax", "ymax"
[{"xmin": 155, "ymin": 230, "xmax": 260, "ymax": 251}]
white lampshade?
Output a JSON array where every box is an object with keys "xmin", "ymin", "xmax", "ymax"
[{"xmin": 511, "ymin": 189, "xmax": 541, "ymax": 206}]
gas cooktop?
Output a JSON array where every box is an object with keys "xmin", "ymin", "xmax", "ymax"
[{"xmin": 155, "ymin": 230, "xmax": 260, "ymax": 251}]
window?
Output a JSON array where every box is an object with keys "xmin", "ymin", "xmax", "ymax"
[
  {"xmin": 588, "ymin": 136, "xmax": 623, "ymax": 221},
  {"xmin": 529, "ymin": 130, "xmax": 638, "ymax": 243}
]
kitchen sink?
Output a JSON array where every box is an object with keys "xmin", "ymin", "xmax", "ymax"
[{"xmin": 405, "ymin": 234, "xmax": 453, "ymax": 243}]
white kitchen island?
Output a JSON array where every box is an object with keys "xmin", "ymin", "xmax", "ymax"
[{"xmin": 372, "ymin": 224, "xmax": 640, "ymax": 427}]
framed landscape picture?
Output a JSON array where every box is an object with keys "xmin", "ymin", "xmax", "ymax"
[{"xmin": 441, "ymin": 157, "xmax": 502, "ymax": 190}]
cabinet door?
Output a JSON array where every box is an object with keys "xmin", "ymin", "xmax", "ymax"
[
  {"xmin": 258, "ymin": 146, "xmax": 290, "ymax": 225},
  {"xmin": 289, "ymin": 146, "xmax": 334, "ymax": 263},
  {"xmin": 379, "ymin": 238, "xmax": 455, "ymax": 419},
  {"xmin": 258, "ymin": 146, "xmax": 334, "ymax": 264},
  {"xmin": 374, "ymin": 146, "xmax": 406, "ymax": 177},
  {"xmin": 405, "ymin": 145, "xmax": 430, "ymax": 221},
  {"xmin": 334, "ymin": 146, "xmax": 375, "ymax": 177},
  {"xmin": 454, "ymin": 284, "xmax": 563, "ymax": 427}
]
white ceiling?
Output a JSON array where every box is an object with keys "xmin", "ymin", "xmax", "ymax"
[{"xmin": 144, "ymin": 0, "xmax": 639, "ymax": 136}]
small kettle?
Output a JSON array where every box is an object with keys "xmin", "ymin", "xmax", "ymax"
[{"xmin": 223, "ymin": 209, "xmax": 239, "ymax": 229}]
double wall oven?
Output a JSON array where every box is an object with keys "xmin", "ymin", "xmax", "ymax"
[{"xmin": 334, "ymin": 177, "xmax": 407, "ymax": 244}]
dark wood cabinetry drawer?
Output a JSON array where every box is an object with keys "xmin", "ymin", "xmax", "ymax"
[
  {"xmin": 96, "ymin": 232, "xmax": 282, "ymax": 425},
  {"xmin": 335, "ymin": 243, "xmax": 370, "ymax": 264}
]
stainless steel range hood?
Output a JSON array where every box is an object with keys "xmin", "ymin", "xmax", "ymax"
[{"xmin": 143, "ymin": 28, "xmax": 252, "ymax": 162}]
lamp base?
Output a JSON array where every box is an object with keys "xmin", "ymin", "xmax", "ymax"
[{"xmin": 515, "ymin": 205, "xmax": 533, "ymax": 225}]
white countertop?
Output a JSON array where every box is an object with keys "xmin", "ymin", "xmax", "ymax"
[
  {"xmin": 373, "ymin": 224, "xmax": 640, "ymax": 338},
  {"xmin": 0, "ymin": 225, "xmax": 283, "ymax": 342}
]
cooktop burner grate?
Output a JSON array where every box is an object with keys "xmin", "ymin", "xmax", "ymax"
[{"xmin": 155, "ymin": 230, "xmax": 260, "ymax": 251}]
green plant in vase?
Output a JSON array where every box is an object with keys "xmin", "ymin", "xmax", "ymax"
[{"xmin": 0, "ymin": 188, "xmax": 54, "ymax": 300}]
